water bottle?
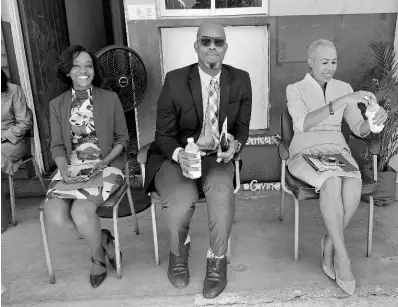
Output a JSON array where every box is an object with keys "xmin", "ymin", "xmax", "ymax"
[
  {"xmin": 185, "ymin": 138, "xmax": 201, "ymax": 179},
  {"xmin": 365, "ymin": 103, "xmax": 384, "ymax": 133}
]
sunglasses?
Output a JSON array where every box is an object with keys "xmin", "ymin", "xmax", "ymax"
[{"xmin": 197, "ymin": 36, "xmax": 226, "ymax": 48}]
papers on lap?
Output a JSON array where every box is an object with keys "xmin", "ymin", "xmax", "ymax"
[
  {"xmin": 53, "ymin": 164, "xmax": 104, "ymax": 191},
  {"xmin": 303, "ymin": 154, "xmax": 358, "ymax": 172}
]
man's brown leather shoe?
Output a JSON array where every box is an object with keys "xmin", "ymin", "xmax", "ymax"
[
  {"xmin": 167, "ymin": 242, "xmax": 190, "ymax": 288},
  {"xmin": 203, "ymin": 256, "xmax": 227, "ymax": 299}
]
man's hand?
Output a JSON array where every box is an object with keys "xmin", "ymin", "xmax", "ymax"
[
  {"xmin": 60, "ymin": 170, "xmax": 87, "ymax": 184},
  {"xmin": 178, "ymin": 149, "xmax": 201, "ymax": 179},
  {"xmin": 217, "ymin": 136, "xmax": 237, "ymax": 164}
]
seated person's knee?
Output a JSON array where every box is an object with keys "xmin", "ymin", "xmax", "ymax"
[
  {"xmin": 70, "ymin": 201, "xmax": 97, "ymax": 226},
  {"xmin": 321, "ymin": 176, "xmax": 342, "ymax": 191},
  {"xmin": 43, "ymin": 200, "xmax": 71, "ymax": 228}
]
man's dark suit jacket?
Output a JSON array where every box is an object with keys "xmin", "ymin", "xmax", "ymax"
[{"xmin": 144, "ymin": 63, "xmax": 252, "ymax": 193}]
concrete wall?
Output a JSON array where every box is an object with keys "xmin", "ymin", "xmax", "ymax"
[
  {"xmin": 125, "ymin": 0, "xmax": 397, "ymax": 182},
  {"xmin": 64, "ymin": 0, "xmax": 107, "ymax": 53}
]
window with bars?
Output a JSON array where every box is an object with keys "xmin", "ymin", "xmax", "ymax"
[{"xmin": 160, "ymin": 0, "xmax": 267, "ymax": 16}]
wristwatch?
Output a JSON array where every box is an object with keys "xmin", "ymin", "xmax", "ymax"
[{"xmin": 328, "ymin": 101, "xmax": 334, "ymax": 115}]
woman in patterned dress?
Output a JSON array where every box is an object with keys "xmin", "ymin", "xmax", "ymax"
[
  {"xmin": 44, "ymin": 45, "xmax": 130, "ymax": 288},
  {"xmin": 286, "ymin": 39, "xmax": 388, "ymax": 295}
]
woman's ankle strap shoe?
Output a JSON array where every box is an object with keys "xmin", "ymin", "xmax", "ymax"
[{"xmin": 90, "ymin": 257, "xmax": 107, "ymax": 288}]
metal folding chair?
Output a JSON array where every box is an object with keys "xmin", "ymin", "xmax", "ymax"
[
  {"xmin": 39, "ymin": 161, "xmax": 139, "ymax": 284},
  {"xmin": 272, "ymin": 107, "xmax": 379, "ymax": 261},
  {"xmin": 137, "ymin": 142, "xmax": 241, "ymax": 265}
]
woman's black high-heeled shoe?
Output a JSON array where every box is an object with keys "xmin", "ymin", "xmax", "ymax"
[
  {"xmin": 90, "ymin": 257, "xmax": 107, "ymax": 288},
  {"xmin": 101, "ymin": 229, "xmax": 122, "ymax": 270}
]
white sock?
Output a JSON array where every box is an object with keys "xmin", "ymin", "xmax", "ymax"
[
  {"xmin": 184, "ymin": 234, "xmax": 190, "ymax": 245},
  {"xmin": 207, "ymin": 248, "xmax": 225, "ymax": 259}
]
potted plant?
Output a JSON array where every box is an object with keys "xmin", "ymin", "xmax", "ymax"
[{"xmin": 355, "ymin": 41, "xmax": 398, "ymax": 206}]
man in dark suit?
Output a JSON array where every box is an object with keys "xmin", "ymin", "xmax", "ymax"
[{"xmin": 144, "ymin": 22, "xmax": 252, "ymax": 298}]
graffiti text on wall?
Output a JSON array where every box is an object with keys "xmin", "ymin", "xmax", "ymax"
[
  {"xmin": 245, "ymin": 135, "xmax": 280, "ymax": 146},
  {"xmin": 242, "ymin": 180, "xmax": 281, "ymax": 192}
]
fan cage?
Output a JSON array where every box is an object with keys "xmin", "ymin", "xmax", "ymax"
[{"xmin": 96, "ymin": 45, "xmax": 147, "ymax": 112}]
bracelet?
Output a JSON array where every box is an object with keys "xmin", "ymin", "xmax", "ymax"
[{"xmin": 328, "ymin": 101, "xmax": 334, "ymax": 115}]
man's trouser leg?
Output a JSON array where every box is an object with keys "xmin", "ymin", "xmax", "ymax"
[
  {"xmin": 200, "ymin": 155, "xmax": 235, "ymax": 256},
  {"xmin": 155, "ymin": 160, "xmax": 199, "ymax": 255}
]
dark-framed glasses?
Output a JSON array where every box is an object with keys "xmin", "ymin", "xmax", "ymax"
[{"xmin": 197, "ymin": 36, "xmax": 226, "ymax": 48}]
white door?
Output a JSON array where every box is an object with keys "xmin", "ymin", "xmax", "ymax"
[{"xmin": 160, "ymin": 26, "xmax": 269, "ymax": 129}]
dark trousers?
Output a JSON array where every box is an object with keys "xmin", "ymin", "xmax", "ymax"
[{"xmin": 154, "ymin": 155, "xmax": 234, "ymax": 257}]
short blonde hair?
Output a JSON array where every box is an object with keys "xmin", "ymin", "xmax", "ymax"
[{"xmin": 308, "ymin": 39, "xmax": 336, "ymax": 59}]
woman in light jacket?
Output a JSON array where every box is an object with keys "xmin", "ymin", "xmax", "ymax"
[
  {"xmin": 44, "ymin": 45, "xmax": 129, "ymax": 288},
  {"xmin": 1, "ymin": 69, "xmax": 32, "ymax": 175},
  {"xmin": 1, "ymin": 69, "xmax": 32, "ymax": 233},
  {"xmin": 286, "ymin": 39, "xmax": 387, "ymax": 295}
]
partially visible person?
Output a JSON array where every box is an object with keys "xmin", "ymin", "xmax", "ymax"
[
  {"xmin": 1, "ymin": 68, "xmax": 32, "ymax": 233},
  {"xmin": 286, "ymin": 39, "xmax": 388, "ymax": 295},
  {"xmin": 43, "ymin": 45, "xmax": 129, "ymax": 288}
]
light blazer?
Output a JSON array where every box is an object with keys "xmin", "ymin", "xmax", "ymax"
[
  {"xmin": 49, "ymin": 87, "xmax": 129, "ymax": 170},
  {"xmin": 144, "ymin": 63, "xmax": 252, "ymax": 193},
  {"xmin": 286, "ymin": 73, "xmax": 367, "ymax": 159},
  {"xmin": 1, "ymin": 83, "xmax": 32, "ymax": 144}
]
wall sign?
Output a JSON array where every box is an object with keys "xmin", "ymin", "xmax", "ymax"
[
  {"xmin": 245, "ymin": 135, "xmax": 280, "ymax": 146},
  {"xmin": 242, "ymin": 180, "xmax": 281, "ymax": 192},
  {"xmin": 127, "ymin": 4, "xmax": 156, "ymax": 20}
]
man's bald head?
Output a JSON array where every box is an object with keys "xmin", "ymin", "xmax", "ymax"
[
  {"xmin": 195, "ymin": 22, "xmax": 228, "ymax": 75},
  {"xmin": 197, "ymin": 22, "xmax": 226, "ymax": 40}
]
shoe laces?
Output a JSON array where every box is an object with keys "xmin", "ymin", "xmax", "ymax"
[
  {"xmin": 207, "ymin": 257, "xmax": 223, "ymax": 275},
  {"xmin": 181, "ymin": 245, "xmax": 190, "ymax": 262},
  {"xmin": 175, "ymin": 245, "xmax": 190, "ymax": 267}
]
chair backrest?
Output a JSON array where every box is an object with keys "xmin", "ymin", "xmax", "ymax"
[
  {"xmin": 280, "ymin": 108, "xmax": 294, "ymax": 147},
  {"xmin": 280, "ymin": 107, "xmax": 350, "ymax": 146}
]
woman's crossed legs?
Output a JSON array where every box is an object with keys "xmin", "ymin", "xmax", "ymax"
[{"xmin": 320, "ymin": 176, "xmax": 362, "ymax": 281}]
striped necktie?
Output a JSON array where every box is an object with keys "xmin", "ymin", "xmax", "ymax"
[{"xmin": 208, "ymin": 79, "xmax": 220, "ymax": 146}]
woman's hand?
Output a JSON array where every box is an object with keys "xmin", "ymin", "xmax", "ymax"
[
  {"xmin": 344, "ymin": 91, "xmax": 377, "ymax": 106},
  {"xmin": 89, "ymin": 161, "xmax": 106, "ymax": 178},
  {"xmin": 60, "ymin": 170, "xmax": 87, "ymax": 184},
  {"xmin": 373, "ymin": 105, "xmax": 388, "ymax": 126}
]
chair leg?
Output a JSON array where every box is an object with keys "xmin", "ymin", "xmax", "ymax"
[
  {"xmin": 32, "ymin": 157, "xmax": 47, "ymax": 194},
  {"xmin": 280, "ymin": 189, "xmax": 286, "ymax": 221},
  {"xmin": 151, "ymin": 203, "xmax": 159, "ymax": 266},
  {"xmin": 126, "ymin": 184, "xmax": 139, "ymax": 235},
  {"xmin": 113, "ymin": 205, "xmax": 122, "ymax": 279},
  {"xmin": 40, "ymin": 210, "xmax": 55, "ymax": 284},
  {"xmin": 367, "ymin": 196, "xmax": 374, "ymax": 257},
  {"xmin": 226, "ymin": 237, "xmax": 231, "ymax": 264},
  {"xmin": 293, "ymin": 197, "xmax": 299, "ymax": 261},
  {"xmin": 8, "ymin": 175, "xmax": 17, "ymax": 226}
]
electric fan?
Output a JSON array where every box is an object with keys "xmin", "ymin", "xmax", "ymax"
[{"xmin": 96, "ymin": 45, "xmax": 147, "ymax": 112}]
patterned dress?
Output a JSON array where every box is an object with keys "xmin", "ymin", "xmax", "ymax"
[{"xmin": 46, "ymin": 88, "xmax": 124, "ymax": 206}]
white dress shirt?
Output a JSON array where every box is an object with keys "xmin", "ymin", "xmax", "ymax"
[{"xmin": 172, "ymin": 67, "xmax": 221, "ymax": 162}]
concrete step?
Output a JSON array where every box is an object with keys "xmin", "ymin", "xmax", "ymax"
[{"xmin": 3, "ymin": 293, "xmax": 398, "ymax": 307}]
